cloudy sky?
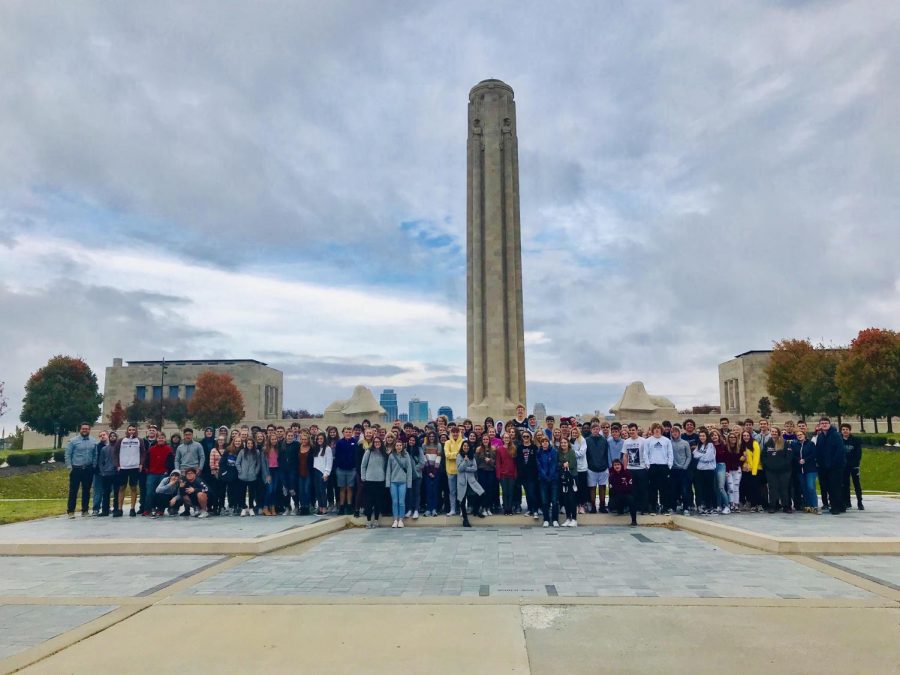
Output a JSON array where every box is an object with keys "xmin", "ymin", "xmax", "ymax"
[{"xmin": 1, "ymin": 1, "xmax": 898, "ymax": 425}]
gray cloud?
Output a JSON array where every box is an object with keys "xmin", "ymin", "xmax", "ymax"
[{"xmin": 1, "ymin": 1, "xmax": 898, "ymax": 420}]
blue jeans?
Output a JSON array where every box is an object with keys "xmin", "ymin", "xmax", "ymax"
[
  {"xmin": 145, "ymin": 474, "xmax": 165, "ymax": 511},
  {"xmin": 297, "ymin": 474, "xmax": 312, "ymax": 509},
  {"xmin": 406, "ymin": 477, "xmax": 421, "ymax": 514},
  {"xmin": 539, "ymin": 479, "xmax": 558, "ymax": 523},
  {"xmin": 523, "ymin": 478, "xmax": 539, "ymax": 514},
  {"xmin": 265, "ymin": 470, "xmax": 282, "ymax": 508},
  {"xmin": 91, "ymin": 473, "xmax": 103, "ymax": 511},
  {"xmin": 715, "ymin": 463, "xmax": 729, "ymax": 508},
  {"xmin": 390, "ymin": 482, "xmax": 407, "ymax": 519},
  {"xmin": 424, "ymin": 474, "xmax": 439, "ymax": 512},
  {"xmin": 803, "ymin": 472, "xmax": 819, "ymax": 510}
]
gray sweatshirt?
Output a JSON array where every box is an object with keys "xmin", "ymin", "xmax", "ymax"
[
  {"xmin": 175, "ymin": 441, "xmax": 205, "ymax": 472},
  {"xmin": 236, "ymin": 449, "xmax": 269, "ymax": 482},
  {"xmin": 385, "ymin": 451, "xmax": 413, "ymax": 488},
  {"xmin": 360, "ymin": 449, "xmax": 387, "ymax": 482},
  {"xmin": 95, "ymin": 443, "xmax": 117, "ymax": 477},
  {"xmin": 671, "ymin": 438, "xmax": 692, "ymax": 470}
]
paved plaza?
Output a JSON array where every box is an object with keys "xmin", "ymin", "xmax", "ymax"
[
  {"xmin": 0, "ymin": 506, "xmax": 897, "ymax": 673},
  {"xmin": 185, "ymin": 528, "xmax": 873, "ymax": 600}
]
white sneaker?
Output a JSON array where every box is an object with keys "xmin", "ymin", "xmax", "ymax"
[
  {"xmin": 722, "ymin": 507, "xmax": 731, "ymax": 515},
  {"xmin": 405, "ymin": 510, "xmax": 412, "ymax": 518},
  {"xmin": 485, "ymin": 510, "xmax": 493, "ymax": 516},
  {"xmin": 412, "ymin": 511, "xmax": 419, "ymax": 520},
  {"xmin": 552, "ymin": 521, "xmax": 560, "ymax": 528},
  {"xmin": 533, "ymin": 513, "xmax": 540, "ymax": 520},
  {"xmin": 249, "ymin": 510, "xmax": 256, "ymax": 516},
  {"xmin": 683, "ymin": 509, "xmax": 690, "ymax": 516},
  {"xmin": 240, "ymin": 509, "xmax": 248, "ymax": 517},
  {"xmin": 542, "ymin": 521, "xmax": 549, "ymax": 528},
  {"xmin": 570, "ymin": 520, "xmax": 578, "ymax": 528},
  {"xmin": 391, "ymin": 520, "xmax": 398, "ymax": 528},
  {"xmin": 562, "ymin": 519, "xmax": 571, "ymax": 527},
  {"xmin": 398, "ymin": 519, "xmax": 404, "ymax": 528},
  {"xmin": 197, "ymin": 511, "xmax": 208, "ymax": 519},
  {"xmin": 448, "ymin": 510, "xmax": 457, "ymax": 516}
]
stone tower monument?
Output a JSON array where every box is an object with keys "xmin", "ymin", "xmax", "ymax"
[{"xmin": 466, "ymin": 79, "xmax": 526, "ymax": 420}]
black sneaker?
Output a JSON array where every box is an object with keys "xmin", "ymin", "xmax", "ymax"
[
  {"xmin": 599, "ymin": 506, "xmax": 608, "ymax": 514},
  {"xmin": 129, "ymin": 508, "xmax": 136, "ymax": 517},
  {"xmin": 858, "ymin": 503, "xmax": 865, "ymax": 511}
]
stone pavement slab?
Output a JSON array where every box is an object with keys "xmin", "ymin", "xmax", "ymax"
[
  {"xmin": 522, "ymin": 605, "xmax": 900, "ymax": 674},
  {"xmin": 18, "ymin": 605, "xmax": 530, "ymax": 674},
  {"xmin": 0, "ymin": 605, "xmax": 115, "ymax": 660},
  {"xmin": 184, "ymin": 528, "xmax": 873, "ymax": 600},
  {"xmin": 723, "ymin": 496, "xmax": 900, "ymax": 539},
  {"xmin": 0, "ymin": 555, "xmax": 221, "ymax": 597},
  {"xmin": 819, "ymin": 555, "xmax": 900, "ymax": 590},
  {"xmin": 0, "ymin": 513, "xmax": 321, "ymax": 541}
]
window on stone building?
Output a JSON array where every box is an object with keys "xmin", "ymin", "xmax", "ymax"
[
  {"xmin": 168, "ymin": 386, "xmax": 179, "ymax": 399},
  {"xmin": 184, "ymin": 385, "xmax": 195, "ymax": 400},
  {"xmin": 152, "ymin": 386, "xmax": 162, "ymax": 401},
  {"xmin": 135, "ymin": 386, "xmax": 146, "ymax": 401}
]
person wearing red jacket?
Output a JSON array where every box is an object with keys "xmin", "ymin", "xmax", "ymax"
[
  {"xmin": 495, "ymin": 431, "xmax": 518, "ymax": 515},
  {"xmin": 608, "ymin": 458, "xmax": 637, "ymax": 526},
  {"xmin": 145, "ymin": 439, "xmax": 174, "ymax": 516}
]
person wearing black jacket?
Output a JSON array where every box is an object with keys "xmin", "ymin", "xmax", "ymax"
[
  {"xmin": 280, "ymin": 429, "xmax": 300, "ymax": 513},
  {"xmin": 816, "ymin": 418, "xmax": 846, "ymax": 515},
  {"xmin": 840, "ymin": 423, "xmax": 864, "ymax": 511},
  {"xmin": 585, "ymin": 423, "xmax": 610, "ymax": 513},
  {"xmin": 516, "ymin": 432, "xmax": 540, "ymax": 519}
]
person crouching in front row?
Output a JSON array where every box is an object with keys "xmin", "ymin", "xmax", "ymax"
[{"xmin": 608, "ymin": 459, "xmax": 637, "ymax": 526}]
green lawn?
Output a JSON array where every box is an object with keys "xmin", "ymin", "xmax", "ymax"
[
  {"xmin": 0, "ymin": 447, "xmax": 56, "ymax": 462},
  {"xmin": 861, "ymin": 449, "xmax": 900, "ymax": 493},
  {"xmin": 0, "ymin": 500, "xmax": 68, "ymax": 524},
  {"xmin": 0, "ymin": 468, "xmax": 69, "ymax": 523}
]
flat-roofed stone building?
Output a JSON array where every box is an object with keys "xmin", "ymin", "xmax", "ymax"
[
  {"xmin": 102, "ymin": 357, "xmax": 283, "ymax": 423},
  {"xmin": 718, "ymin": 350, "xmax": 774, "ymax": 418}
]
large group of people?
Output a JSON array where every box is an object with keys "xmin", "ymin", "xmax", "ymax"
[{"xmin": 63, "ymin": 404, "xmax": 866, "ymax": 527}]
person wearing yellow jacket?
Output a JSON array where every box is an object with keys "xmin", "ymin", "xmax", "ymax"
[
  {"xmin": 443, "ymin": 426, "xmax": 464, "ymax": 516},
  {"xmin": 739, "ymin": 430, "xmax": 762, "ymax": 511}
]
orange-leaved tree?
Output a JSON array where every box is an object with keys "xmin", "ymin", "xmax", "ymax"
[
  {"xmin": 188, "ymin": 371, "xmax": 244, "ymax": 429},
  {"xmin": 107, "ymin": 400, "xmax": 126, "ymax": 430},
  {"xmin": 765, "ymin": 339, "xmax": 815, "ymax": 419},
  {"xmin": 836, "ymin": 328, "xmax": 900, "ymax": 433}
]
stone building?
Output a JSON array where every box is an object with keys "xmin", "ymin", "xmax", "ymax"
[
  {"xmin": 102, "ymin": 357, "xmax": 283, "ymax": 423},
  {"xmin": 718, "ymin": 350, "xmax": 774, "ymax": 418}
]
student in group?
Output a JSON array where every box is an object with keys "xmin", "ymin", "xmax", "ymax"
[
  {"xmin": 280, "ymin": 426, "xmax": 299, "ymax": 514},
  {"xmin": 739, "ymin": 430, "xmax": 762, "ymax": 512},
  {"xmin": 155, "ymin": 469, "xmax": 183, "ymax": 516},
  {"xmin": 586, "ymin": 421, "xmax": 610, "ymax": 514},
  {"xmin": 567, "ymin": 426, "xmax": 588, "ymax": 513},
  {"xmin": 537, "ymin": 437, "xmax": 559, "ymax": 527},
  {"xmin": 456, "ymin": 440, "xmax": 484, "ymax": 528},
  {"xmin": 444, "ymin": 426, "xmax": 464, "ymax": 515},
  {"xmin": 796, "ymin": 429, "xmax": 820, "ymax": 513},
  {"xmin": 145, "ymin": 432, "xmax": 174, "ymax": 515},
  {"xmin": 557, "ymin": 436, "xmax": 578, "ymax": 527},
  {"xmin": 334, "ymin": 427, "xmax": 358, "ymax": 516},
  {"xmin": 204, "ymin": 436, "xmax": 224, "ymax": 515},
  {"xmin": 113, "ymin": 424, "xmax": 147, "ymax": 518},
  {"xmin": 762, "ymin": 427, "xmax": 793, "ymax": 513},
  {"xmin": 219, "ymin": 437, "xmax": 241, "ymax": 515},
  {"xmin": 817, "ymin": 417, "xmax": 846, "ymax": 515},
  {"xmin": 623, "ymin": 423, "xmax": 649, "ymax": 514},
  {"xmin": 711, "ymin": 429, "xmax": 730, "ymax": 514},
  {"xmin": 261, "ymin": 435, "xmax": 281, "ymax": 516},
  {"xmin": 422, "ymin": 432, "xmax": 442, "ymax": 517},
  {"xmin": 681, "ymin": 419, "xmax": 700, "ymax": 509},
  {"xmin": 405, "ymin": 434, "xmax": 423, "ymax": 520},
  {"xmin": 236, "ymin": 437, "xmax": 268, "ymax": 516},
  {"xmin": 669, "ymin": 426, "xmax": 692, "ymax": 514},
  {"xmin": 495, "ymin": 431, "xmax": 517, "ymax": 516},
  {"xmin": 385, "ymin": 439, "xmax": 413, "ymax": 528},
  {"xmin": 723, "ymin": 431, "xmax": 743, "ymax": 512},
  {"xmin": 644, "ymin": 422, "xmax": 673, "ymax": 514},
  {"xmin": 94, "ymin": 431, "xmax": 118, "ymax": 517},
  {"xmin": 297, "ymin": 429, "xmax": 314, "ymax": 515},
  {"xmin": 174, "ymin": 428, "xmax": 205, "ymax": 474},
  {"xmin": 311, "ymin": 432, "xmax": 333, "ymax": 516},
  {"xmin": 475, "ymin": 434, "xmax": 496, "ymax": 516},
  {"xmin": 516, "ymin": 430, "xmax": 541, "ymax": 519},
  {"xmin": 608, "ymin": 458, "xmax": 637, "ymax": 526},
  {"xmin": 841, "ymin": 423, "xmax": 864, "ymax": 511},
  {"xmin": 89, "ymin": 431, "xmax": 109, "ymax": 516},
  {"xmin": 692, "ymin": 428, "xmax": 717, "ymax": 515},
  {"xmin": 177, "ymin": 467, "xmax": 210, "ymax": 518},
  {"xmin": 361, "ymin": 436, "xmax": 387, "ymax": 527}
]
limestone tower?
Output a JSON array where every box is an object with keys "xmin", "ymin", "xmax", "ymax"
[{"xmin": 466, "ymin": 79, "xmax": 526, "ymax": 420}]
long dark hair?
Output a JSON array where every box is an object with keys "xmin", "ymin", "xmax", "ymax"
[{"xmin": 314, "ymin": 432, "xmax": 328, "ymax": 457}]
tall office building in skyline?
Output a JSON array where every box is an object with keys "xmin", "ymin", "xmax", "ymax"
[
  {"xmin": 408, "ymin": 397, "xmax": 429, "ymax": 422},
  {"xmin": 437, "ymin": 405, "xmax": 454, "ymax": 421},
  {"xmin": 379, "ymin": 388, "xmax": 398, "ymax": 423}
]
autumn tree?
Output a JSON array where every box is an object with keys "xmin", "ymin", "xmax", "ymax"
[
  {"xmin": 125, "ymin": 398, "xmax": 148, "ymax": 426},
  {"xmin": 800, "ymin": 348, "xmax": 844, "ymax": 424},
  {"xmin": 188, "ymin": 371, "xmax": 244, "ymax": 429},
  {"xmin": 0, "ymin": 381, "xmax": 7, "ymax": 419},
  {"xmin": 166, "ymin": 398, "xmax": 191, "ymax": 428},
  {"xmin": 836, "ymin": 328, "xmax": 900, "ymax": 433},
  {"xmin": 21, "ymin": 356, "xmax": 102, "ymax": 448},
  {"xmin": 757, "ymin": 396, "xmax": 772, "ymax": 419},
  {"xmin": 107, "ymin": 400, "xmax": 126, "ymax": 430},
  {"xmin": 765, "ymin": 339, "xmax": 815, "ymax": 419}
]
